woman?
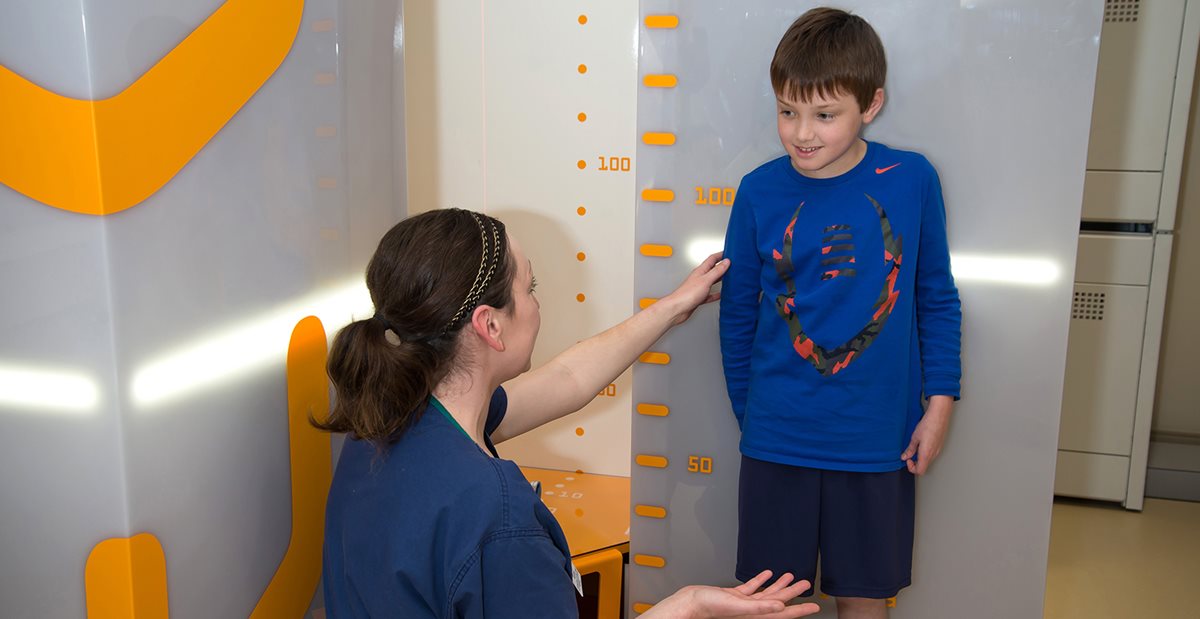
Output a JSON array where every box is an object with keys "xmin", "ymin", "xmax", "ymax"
[{"xmin": 317, "ymin": 209, "xmax": 818, "ymax": 618}]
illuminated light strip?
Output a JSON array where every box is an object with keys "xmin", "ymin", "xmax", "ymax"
[
  {"xmin": 0, "ymin": 363, "xmax": 99, "ymax": 414},
  {"xmin": 641, "ymin": 189, "xmax": 674, "ymax": 202},
  {"xmin": 131, "ymin": 279, "xmax": 372, "ymax": 408},
  {"xmin": 686, "ymin": 237, "xmax": 726, "ymax": 264},
  {"xmin": 638, "ymin": 352, "xmax": 670, "ymax": 365},
  {"xmin": 638, "ymin": 298, "xmax": 658, "ymax": 309},
  {"xmin": 635, "ymin": 505, "xmax": 667, "ymax": 518},
  {"xmin": 640, "ymin": 244, "xmax": 673, "ymax": 257},
  {"xmin": 644, "ymin": 15, "xmax": 679, "ymax": 29},
  {"xmin": 636, "ymin": 403, "xmax": 669, "ymax": 417},
  {"xmin": 642, "ymin": 132, "xmax": 676, "ymax": 146},
  {"xmin": 950, "ymin": 253, "xmax": 1062, "ymax": 286},
  {"xmin": 633, "ymin": 554, "xmax": 666, "ymax": 568},
  {"xmin": 643, "ymin": 74, "xmax": 677, "ymax": 88},
  {"xmin": 633, "ymin": 602, "xmax": 655, "ymax": 614},
  {"xmin": 635, "ymin": 455, "xmax": 668, "ymax": 468}
]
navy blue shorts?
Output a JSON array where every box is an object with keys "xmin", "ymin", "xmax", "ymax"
[{"xmin": 736, "ymin": 455, "xmax": 915, "ymax": 599}]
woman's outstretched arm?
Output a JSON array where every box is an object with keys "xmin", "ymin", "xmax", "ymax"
[{"xmin": 494, "ymin": 252, "xmax": 728, "ymax": 443}]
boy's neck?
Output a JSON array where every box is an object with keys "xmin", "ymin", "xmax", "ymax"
[{"xmin": 792, "ymin": 137, "xmax": 869, "ymax": 180}]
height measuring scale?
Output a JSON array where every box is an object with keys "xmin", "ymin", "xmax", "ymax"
[
  {"xmin": 628, "ymin": 1, "xmax": 1103, "ymax": 618},
  {"xmin": 629, "ymin": 4, "xmax": 764, "ymax": 613}
]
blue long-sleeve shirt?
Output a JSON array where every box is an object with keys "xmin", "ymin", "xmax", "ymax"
[
  {"xmin": 322, "ymin": 388, "xmax": 579, "ymax": 618},
  {"xmin": 719, "ymin": 142, "xmax": 961, "ymax": 472}
]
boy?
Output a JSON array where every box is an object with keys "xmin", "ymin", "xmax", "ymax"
[{"xmin": 718, "ymin": 8, "xmax": 961, "ymax": 619}]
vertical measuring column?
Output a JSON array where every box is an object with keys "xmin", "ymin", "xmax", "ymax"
[{"xmin": 630, "ymin": 2, "xmax": 755, "ymax": 613}]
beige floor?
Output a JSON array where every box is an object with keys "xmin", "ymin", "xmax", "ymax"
[{"xmin": 1044, "ymin": 497, "xmax": 1200, "ymax": 618}]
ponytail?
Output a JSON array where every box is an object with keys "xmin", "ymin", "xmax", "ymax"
[
  {"xmin": 313, "ymin": 317, "xmax": 454, "ymax": 443},
  {"xmin": 309, "ymin": 208, "xmax": 514, "ymax": 444}
]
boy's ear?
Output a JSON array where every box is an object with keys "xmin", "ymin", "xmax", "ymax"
[
  {"xmin": 470, "ymin": 305, "xmax": 505, "ymax": 352},
  {"xmin": 862, "ymin": 88, "xmax": 885, "ymax": 124}
]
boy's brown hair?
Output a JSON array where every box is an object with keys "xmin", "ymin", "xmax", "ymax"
[{"xmin": 770, "ymin": 7, "xmax": 886, "ymax": 111}]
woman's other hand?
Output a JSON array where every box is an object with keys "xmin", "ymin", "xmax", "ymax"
[{"xmin": 644, "ymin": 570, "xmax": 821, "ymax": 619}]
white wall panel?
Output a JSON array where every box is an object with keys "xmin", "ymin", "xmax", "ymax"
[{"xmin": 403, "ymin": 1, "xmax": 639, "ymax": 476}]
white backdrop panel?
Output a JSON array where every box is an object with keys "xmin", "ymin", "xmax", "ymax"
[{"xmin": 630, "ymin": 2, "xmax": 1101, "ymax": 617}]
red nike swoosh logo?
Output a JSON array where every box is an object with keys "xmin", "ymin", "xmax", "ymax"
[{"xmin": 876, "ymin": 163, "xmax": 901, "ymax": 174}]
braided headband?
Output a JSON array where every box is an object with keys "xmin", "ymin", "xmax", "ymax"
[{"xmin": 443, "ymin": 212, "xmax": 502, "ymax": 334}]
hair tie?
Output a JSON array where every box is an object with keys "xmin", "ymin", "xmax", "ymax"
[
  {"xmin": 373, "ymin": 312, "xmax": 396, "ymax": 333},
  {"xmin": 375, "ymin": 313, "xmax": 439, "ymax": 345}
]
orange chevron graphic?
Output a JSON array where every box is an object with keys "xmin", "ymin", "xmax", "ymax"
[
  {"xmin": 251, "ymin": 315, "xmax": 332, "ymax": 617},
  {"xmin": 0, "ymin": 0, "xmax": 304, "ymax": 216}
]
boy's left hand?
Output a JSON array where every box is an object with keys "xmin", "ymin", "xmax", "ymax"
[{"xmin": 900, "ymin": 395, "xmax": 954, "ymax": 475}]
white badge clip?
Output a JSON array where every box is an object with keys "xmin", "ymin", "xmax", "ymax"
[{"xmin": 570, "ymin": 561, "xmax": 584, "ymax": 596}]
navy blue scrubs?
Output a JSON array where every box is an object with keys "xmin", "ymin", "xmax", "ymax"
[{"xmin": 322, "ymin": 388, "xmax": 578, "ymax": 618}]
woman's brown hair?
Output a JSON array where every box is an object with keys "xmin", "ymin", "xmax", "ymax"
[{"xmin": 313, "ymin": 209, "xmax": 514, "ymax": 443}]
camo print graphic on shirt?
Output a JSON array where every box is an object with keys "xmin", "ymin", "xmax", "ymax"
[{"xmin": 772, "ymin": 193, "xmax": 903, "ymax": 376}]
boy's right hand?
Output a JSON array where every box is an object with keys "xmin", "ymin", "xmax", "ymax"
[{"xmin": 901, "ymin": 395, "xmax": 954, "ymax": 475}]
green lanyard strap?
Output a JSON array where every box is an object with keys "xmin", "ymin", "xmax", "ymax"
[{"xmin": 429, "ymin": 395, "xmax": 473, "ymax": 442}]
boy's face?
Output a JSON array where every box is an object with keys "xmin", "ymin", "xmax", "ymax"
[{"xmin": 776, "ymin": 86, "xmax": 884, "ymax": 179}]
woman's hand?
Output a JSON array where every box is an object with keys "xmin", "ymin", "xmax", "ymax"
[
  {"xmin": 496, "ymin": 253, "xmax": 730, "ymax": 442},
  {"xmin": 661, "ymin": 252, "xmax": 731, "ymax": 326},
  {"xmin": 643, "ymin": 570, "xmax": 821, "ymax": 619}
]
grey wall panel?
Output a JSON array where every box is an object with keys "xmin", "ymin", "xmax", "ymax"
[
  {"xmin": 0, "ymin": 203, "xmax": 128, "ymax": 619},
  {"xmin": 1, "ymin": 10, "xmax": 127, "ymax": 617},
  {"xmin": 0, "ymin": 0, "xmax": 93, "ymax": 97},
  {"xmin": 632, "ymin": 2, "xmax": 1101, "ymax": 616},
  {"xmin": 0, "ymin": 0, "xmax": 405, "ymax": 616}
]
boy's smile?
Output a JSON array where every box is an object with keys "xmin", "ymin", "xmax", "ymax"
[{"xmin": 776, "ymin": 87, "xmax": 884, "ymax": 179}]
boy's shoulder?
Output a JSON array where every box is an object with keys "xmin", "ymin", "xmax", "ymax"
[
  {"xmin": 741, "ymin": 154, "xmax": 793, "ymax": 185},
  {"xmin": 868, "ymin": 142, "xmax": 938, "ymax": 177}
]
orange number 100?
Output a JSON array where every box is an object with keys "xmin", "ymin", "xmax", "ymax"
[
  {"xmin": 598, "ymin": 156, "xmax": 632, "ymax": 172},
  {"xmin": 695, "ymin": 187, "xmax": 735, "ymax": 206}
]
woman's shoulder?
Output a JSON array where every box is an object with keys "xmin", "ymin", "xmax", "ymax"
[{"xmin": 463, "ymin": 458, "xmax": 548, "ymax": 530}]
